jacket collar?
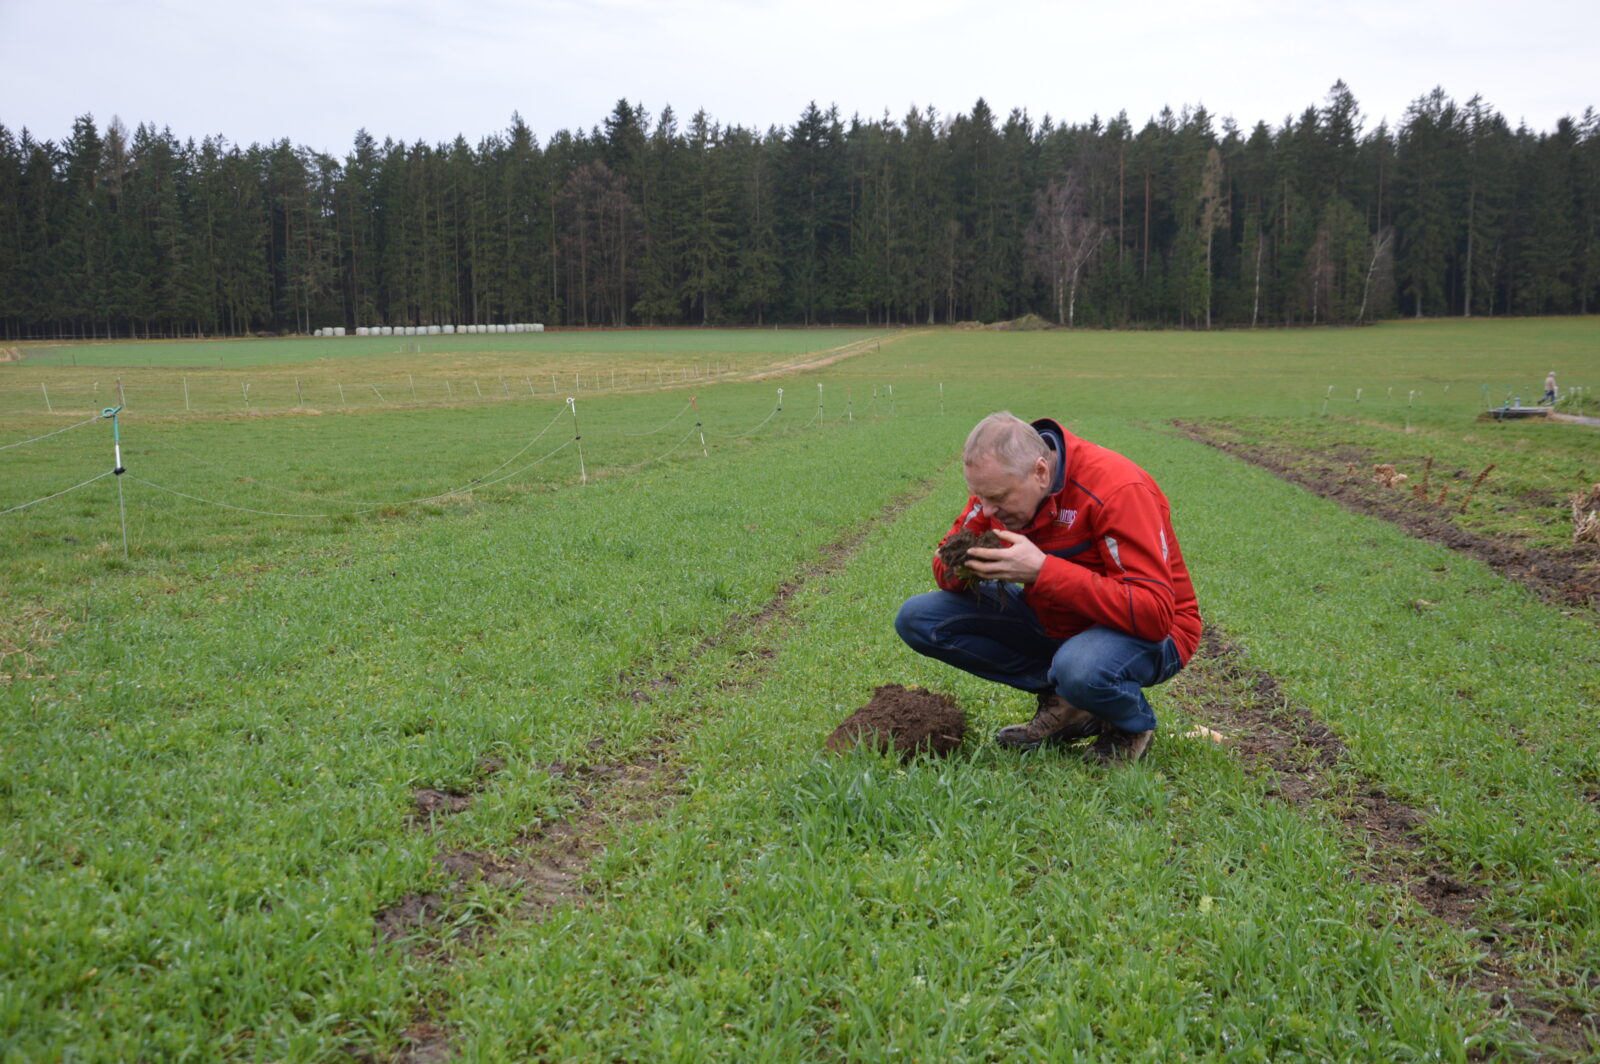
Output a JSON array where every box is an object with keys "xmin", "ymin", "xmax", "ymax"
[{"xmin": 1030, "ymin": 417, "xmax": 1069, "ymax": 495}]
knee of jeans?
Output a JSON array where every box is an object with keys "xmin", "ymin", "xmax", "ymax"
[
  {"xmin": 893, "ymin": 598, "xmax": 932, "ymax": 649},
  {"xmin": 1049, "ymin": 655, "xmax": 1117, "ymax": 707}
]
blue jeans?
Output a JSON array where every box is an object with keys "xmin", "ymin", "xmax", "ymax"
[{"xmin": 894, "ymin": 584, "xmax": 1183, "ymax": 733}]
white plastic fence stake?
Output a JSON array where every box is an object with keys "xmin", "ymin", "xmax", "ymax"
[
  {"xmin": 337, "ymin": 382, "xmax": 347, "ymax": 406},
  {"xmin": 940, "ymin": 382, "xmax": 945, "ymax": 417},
  {"xmin": 526, "ymin": 377, "xmax": 535, "ymax": 397},
  {"xmin": 474, "ymin": 378, "xmax": 484, "ymax": 399},
  {"xmin": 1356, "ymin": 388, "xmax": 1363, "ymax": 402},
  {"xmin": 568, "ymin": 397, "xmax": 586, "ymax": 484},
  {"xmin": 817, "ymin": 382, "xmax": 824, "ymax": 423},
  {"xmin": 184, "ymin": 376, "xmax": 191, "ymax": 411},
  {"xmin": 611, "ymin": 370, "xmax": 616, "ymax": 389},
  {"xmin": 370, "ymin": 384, "xmax": 386, "ymax": 403},
  {"xmin": 241, "ymin": 382, "xmax": 250, "ymax": 407},
  {"xmin": 551, "ymin": 373, "xmax": 558, "ymax": 392},
  {"xmin": 294, "ymin": 377, "xmax": 302, "ymax": 408},
  {"xmin": 500, "ymin": 375, "xmax": 510, "ymax": 397},
  {"xmin": 103, "ymin": 405, "xmax": 128, "ymax": 559},
  {"xmin": 40, "ymin": 383, "xmax": 52, "ymax": 413},
  {"xmin": 410, "ymin": 375, "xmax": 417, "ymax": 400},
  {"xmin": 446, "ymin": 380, "xmax": 453, "ymax": 398}
]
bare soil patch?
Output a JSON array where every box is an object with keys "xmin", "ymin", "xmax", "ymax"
[
  {"xmin": 1174, "ymin": 420, "xmax": 1600, "ymax": 611},
  {"xmin": 825, "ymin": 683, "xmax": 966, "ymax": 760}
]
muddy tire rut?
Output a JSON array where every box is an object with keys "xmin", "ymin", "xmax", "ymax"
[
  {"xmin": 1173, "ymin": 419, "xmax": 1600, "ymax": 612},
  {"xmin": 371, "ymin": 474, "xmax": 944, "ymax": 1061},
  {"xmin": 1174, "ymin": 628, "xmax": 1597, "ymax": 1058}
]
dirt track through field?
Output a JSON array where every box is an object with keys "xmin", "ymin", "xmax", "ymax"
[
  {"xmin": 1173, "ymin": 629, "xmax": 1597, "ymax": 1058},
  {"xmin": 372, "ymin": 470, "xmax": 946, "ymax": 1062},
  {"xmin": 1173, "ymin": 419, "xmax": 1600, "ymax": 612}
]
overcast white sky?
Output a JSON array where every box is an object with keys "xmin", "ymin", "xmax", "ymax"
[{"xmin": 2, "ymin": 0, "xmax": 1596, "ymax": 155}]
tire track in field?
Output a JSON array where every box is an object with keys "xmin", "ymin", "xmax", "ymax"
[
  {"xmin": 1172, "ymin": 628, "xmax": 1597, "ymax": 1059},
  {"xmin": 1172, "ymin": 419, "xmax": 1600, "ymax": 612},
  {"xmin": 372, "ymin": 470, "xmax": 947, "ymax": 1063}
]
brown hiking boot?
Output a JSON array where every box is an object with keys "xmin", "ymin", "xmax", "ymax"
[
  {"xmin": 994, "ymin": 693, "xmax": 1101, "ymax": 750},
  {"xmin": 1086, "ymin": 725, "xmax": 1154, "ymax": 764}
]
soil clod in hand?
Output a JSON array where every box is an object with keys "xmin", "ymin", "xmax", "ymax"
[
  {"xmin": 937, "ymin": 529, "xmax": 1005, "ymax": 582},
  {"xmin": 825, "ymin": 684, "xmax": 966, "ymax": 760}
]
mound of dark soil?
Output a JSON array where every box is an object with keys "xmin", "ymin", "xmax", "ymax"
[
  {"xmin": 937, "ymin": 529, "xmax": 1005, "ymax": 582},
  {"xmin": 825, "ymin": 683, "xmax": 966, "ymax": 760}
]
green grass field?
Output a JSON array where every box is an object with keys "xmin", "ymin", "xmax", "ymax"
[
  {"xmin": 10, "ymin": 328, "xmax": 896, "ymax": 369},
  {"xmin": 2, "ymin": 319, "xmax": 1598, "ymax": 1061}
]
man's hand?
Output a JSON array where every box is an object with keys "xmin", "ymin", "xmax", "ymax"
[{"xmin": 964, "ymin": 529, "xmax": 1046, "ymax": 584}]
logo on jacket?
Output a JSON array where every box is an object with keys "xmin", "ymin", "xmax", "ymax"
[{"xmin": 1055, "ymin": 508, "xmax": 1079, "ymax": 528}]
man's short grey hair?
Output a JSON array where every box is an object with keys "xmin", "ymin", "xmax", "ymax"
[{"xmin": 963, "ymin": 412, "xmax": 1047, "ymax": 476}]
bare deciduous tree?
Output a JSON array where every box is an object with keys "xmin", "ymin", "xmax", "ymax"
[
  {"xmin": 1357, "ymin": 227, "xmax": 1396, "ymax": 324},
  {"xmin": 1025, "ymin": 174, "xmax": 1105, "ymax": 327}
]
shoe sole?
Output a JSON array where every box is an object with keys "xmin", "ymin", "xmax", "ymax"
[{"xmin": 994, "ymin": 730, "xmax": 1097, "ymax": 751}]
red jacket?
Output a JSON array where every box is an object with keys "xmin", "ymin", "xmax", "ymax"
[{"xmin": 933, "ymin": 418, "xmax": 1202, "ymax": 664}]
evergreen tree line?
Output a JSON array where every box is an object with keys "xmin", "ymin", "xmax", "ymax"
[{"xmin": 1, "ymin": 81, "xmax": 1596, "ymax": 339}]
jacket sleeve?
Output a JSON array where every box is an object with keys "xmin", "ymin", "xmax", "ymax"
[
  {"xmin": 931, "ymin": 497, "xmax": 984, "ymax": 591},
  {"xmin": 1030, "ymin": 482, "xmax": 1176, "ymax": 642}
]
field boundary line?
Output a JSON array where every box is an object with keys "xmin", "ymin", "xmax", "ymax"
[
  {"xmin": 373, "ymin": 463, "xmax": 951, "ymax": 1062},
  {"xmin": 1174, "ymin": 628, "xmax": 1595, "ymax": 1058}
]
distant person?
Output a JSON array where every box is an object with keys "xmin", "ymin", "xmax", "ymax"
[
  {"xmin": 894, "ymin": 412, "xmax": 1201, "ymax": 764},
  {"xmin": 1543, "ymin": 371, "xmax": 1558, "ymax": 405}
]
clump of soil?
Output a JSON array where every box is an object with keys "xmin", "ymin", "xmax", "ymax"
[
  {"xmin": 937, "ymin": 529, "xmax": 1005, "ymax": 582},
  {"xmin": 825, "ymin": 684, "xmax": 966, "ymax": 760}
]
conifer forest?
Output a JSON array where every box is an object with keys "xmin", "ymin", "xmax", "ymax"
[{"xmin": 1, "ymin": 82, "xmax": 1596, "ymax": 339}]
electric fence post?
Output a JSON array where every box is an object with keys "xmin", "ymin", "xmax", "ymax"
[
  {"xmin": 692, "ymin": 396, "xmax": 707, "ymax": 457},
  {"xmin": 847, "ymin": 387, "xmax": 853, "ymax": 423},
  {"xmin": 817, "ymin": 382, "xmax": 824, "ymax": 425},
  {"xmin": 939, "ymin": 382, "xmax": 945, "ymax": 417},
  {"xmin": 102, "ymin": 405, "xmax": 129, "ymax": 559},
  {"xmin": 567, "ymin": 397, "xmax": 586, "ymax": 484},
  {"xmin": 40, "ymin": 383, "xmax": 52, "ymax": 413}
]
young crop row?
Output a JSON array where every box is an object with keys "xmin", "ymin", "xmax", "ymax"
[
  {"xmin": 416, "ymin": 423, "xmax": 1591, "ymax": 1061},
  {"xmin": 0, "ymin": 391, "xmax": 961, "ymax": 1060},
  {"xmin": 3, "ymin": 323, "xmax": 1597, "ymax": 1060},
  {"xmin": 0, "ymin": 376, "xmax": 938, "ymax": 606}
]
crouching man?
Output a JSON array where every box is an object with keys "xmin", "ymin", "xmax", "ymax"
[{"xmin": 895, "ymin": 412, "xmax": 1201, "ymax": 763}]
